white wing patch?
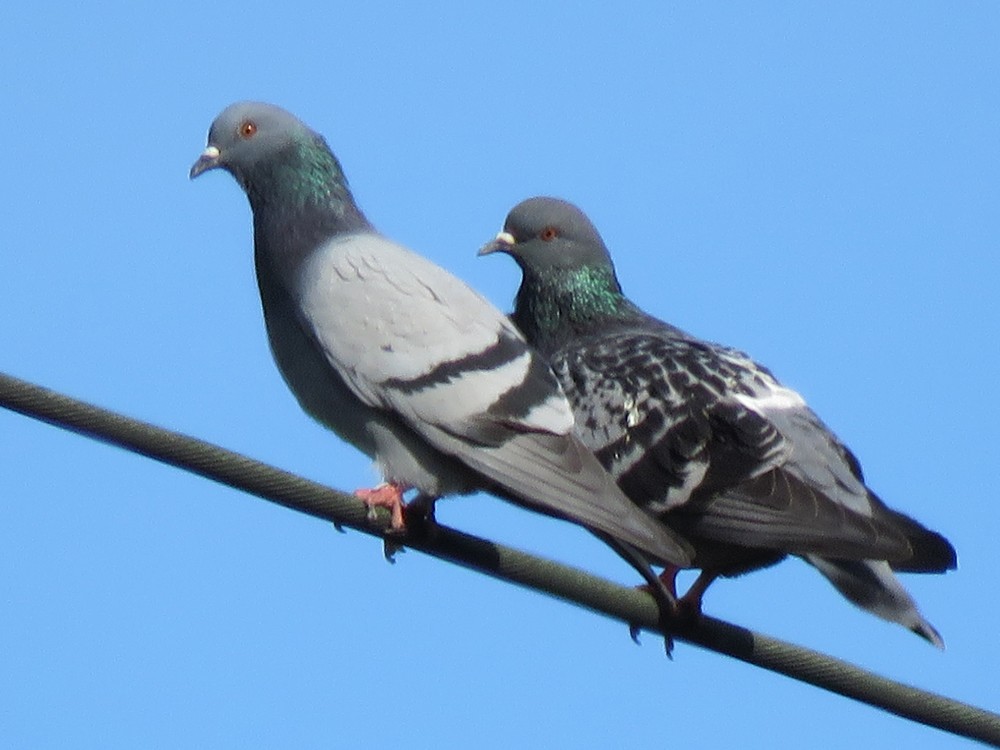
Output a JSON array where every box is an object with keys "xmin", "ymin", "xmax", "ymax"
[
  {"xmin": 521, "ymin": 391, "xmax": 575, "ymax": 434},
  {"xmin": 392, "ymin": 348, "xmax": 571, "ymax": 434},
  {"xmin": 733, "ymin": 382, "xmax": 807, "ymax": 415},
  {"xmin": 732, "ymin": 376, "xmax": 872, "ymax": 515}
]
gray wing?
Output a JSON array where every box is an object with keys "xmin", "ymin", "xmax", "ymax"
[
  {"xmin": 553, "ymin": 330, "xmax": 914, "ymax": 562},
  {"xmin": 294, "ymin": 234, "xmax": 693, "ymax": 566}
]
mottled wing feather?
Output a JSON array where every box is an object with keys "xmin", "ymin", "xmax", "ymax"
[
  {"xmin": 554, "ymin": 329, "xmax": 912, "ymax": 561},
  {"xmin": 296, "ymin": 234, "xmax": 692, "ymax": 565},
  {"xmin": 553, "ymin": 332, "xmax": 785, "ymax": 510}
]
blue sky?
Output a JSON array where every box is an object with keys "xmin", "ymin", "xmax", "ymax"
[{"xmin": 2, "ymin": 3, "xmax": 998, "ymax": 747}]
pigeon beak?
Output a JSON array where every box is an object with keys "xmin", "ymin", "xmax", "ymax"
[
  {"xmin": 478, "ymin": 230, "xmax": 516, "ymax": 256},
  {"xmin": 189, "ymin": 145, "xmax": 221, "ymax": 179}
]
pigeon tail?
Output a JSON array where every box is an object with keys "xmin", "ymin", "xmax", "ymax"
[{"xmin": 806, "ymin": 556, "xmax": 944, "ymax": 649}]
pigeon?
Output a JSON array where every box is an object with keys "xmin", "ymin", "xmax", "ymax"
[
  {"xmin": 481, "ymin": 196, "xmax": 957, "ymax": 647},
  {"xmin": 188, "ymin": 103, "xmax": 693, "ymax": 575}
]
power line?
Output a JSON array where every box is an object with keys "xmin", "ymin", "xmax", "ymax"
[{"xmin": 1, "ymin": 369, "xmax": 997, "ymax": 747}]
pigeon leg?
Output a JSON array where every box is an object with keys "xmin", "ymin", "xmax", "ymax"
[
  {"xmin": 603, "ymin": 538, "xmax": 680, "ymax": 655},
  {"xmin": 677, "ymin": 570, "xmax": 718, "ymax": 618},
  {"xmin": 632, "ymin": 563, "xmax": 681, "ymax": 610},
  {"xmin": 354, "ymin": 482, "xmax": 408, "ymax": 531},
  {"xmin": 656, "ymin": 564, "xmax": 682, "ymax": 599}
]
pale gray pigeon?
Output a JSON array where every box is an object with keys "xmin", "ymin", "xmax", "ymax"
[
  {"xmin": 481, "ymin": 196, "xmax": 956, "ymax": 647},
  {"xmin": 189, "ymin": 103, "xmax": 693, "ymax": 574}
]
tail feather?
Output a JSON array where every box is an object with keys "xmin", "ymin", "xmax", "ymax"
[
  {"xmin": 867, "ymin": 494, "xmax": 957, "ymax": 573},
  {"xmin": 805, "ymin": 555, "xmax": 945, "ymax": 648},
  {"xmin": 884, "ymin": 510, "xmax": 957, "ymax": 573}
]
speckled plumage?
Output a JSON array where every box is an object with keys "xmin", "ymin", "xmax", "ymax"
[
  {"xmin": 483, "ymin": 196, "xmax": 956, "ymax": 646},
  {"xmin": 189, "ymin": 104, "xmax": 693, "ymax": 569}
]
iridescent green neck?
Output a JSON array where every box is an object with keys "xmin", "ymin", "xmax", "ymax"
[
  {"xmin": 280, "ymin": 134, "xmax": 348, "ymax": 207},
  {"xmin": 246, "ymin": 133, "xmax": 368, "ymax": 234},
  {"xmin": 512, "ymin": 264, "xmax": 639, "ymax": 353},
  {"xmin": 250, "ymin": 133, "xmax": 371, "ymax": 293}
]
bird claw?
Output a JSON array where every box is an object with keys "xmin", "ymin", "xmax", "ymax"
[
  {"xmin": 627, "ymin": 571, "xmax": 714, "ymax": 655},
  {"xmin": 354, "ymin": 482, "xmax": 407, "ymax": 532},
  {"xmin": 627, "ymin": 621, "xmax": 674, "ymax": 657},
  {"xmin": 630, "ymin": 565, "xmax": 690, "ymax": 658},
  {"xmin": 629, "ymin": 623, "xmax": 642, "ymax": 644},
  {"xmin": 382, "ymin": 538, "xmax": 406, "ymax": 563}
]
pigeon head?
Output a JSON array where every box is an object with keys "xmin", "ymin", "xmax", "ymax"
[
  {"xmin": 479, "ymin": 197, "xmax": 617, "ymax": 276},
  {"xmin": 481, "ymin": 197, "xmax": 639, "ymax": 348},
  {"xmin": 190, "ymin": 102, "xmax": 316, "ymax": 182},
  {"xmin": 190, "ymin": 101, "xmax": 367, "ymax": 234}
]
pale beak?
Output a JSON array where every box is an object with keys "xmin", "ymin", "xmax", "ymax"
[
  {"xmin": 189, "ymin": 145, "xmax": 221, "ymax": 179},
  {"xmin": 478, "ymin": 230, "xmax": 516, "ymax": 256}
]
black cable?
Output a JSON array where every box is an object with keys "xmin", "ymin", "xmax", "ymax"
[{"xmin": 1, "ymin": 370, "xmax": 997, "ymax": 747}]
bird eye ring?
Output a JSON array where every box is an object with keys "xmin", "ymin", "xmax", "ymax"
[
  {"xmin": 540, "ymin": 227, "xmax": 558, "ymax": 241},
  {"xmin": 239, "ymin": 120, "xmax": 258, "ymax": 139}
]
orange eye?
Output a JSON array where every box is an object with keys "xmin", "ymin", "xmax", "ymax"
[
  {"xmin": 239, "ymin": 120, "xmax": 258, "ymax": 139},
  {"xmin": 540, "ymin": 226, "xmax": 558, "ymax": 241}
]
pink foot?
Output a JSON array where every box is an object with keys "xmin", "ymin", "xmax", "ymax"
[{"xmin": 354, "ymin": 482, "xmax": 407, "ymax": 531}]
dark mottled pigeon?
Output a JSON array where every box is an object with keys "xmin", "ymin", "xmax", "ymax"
[
  {"xmin": 482, "ymin": 196, "xmax": 956, "ymax": 647},
  {"xmin": 189, "ymin": 103, "xmax": 692, "ymax": 572}
]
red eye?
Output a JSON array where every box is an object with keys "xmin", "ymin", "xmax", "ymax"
[
  {"xmin": 239, "ymin": 120, "xmax": 258, "ymax": 139},
  {"xmin": 540, "ymin": 226, "xmax": 558, "ymax": 241}
]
